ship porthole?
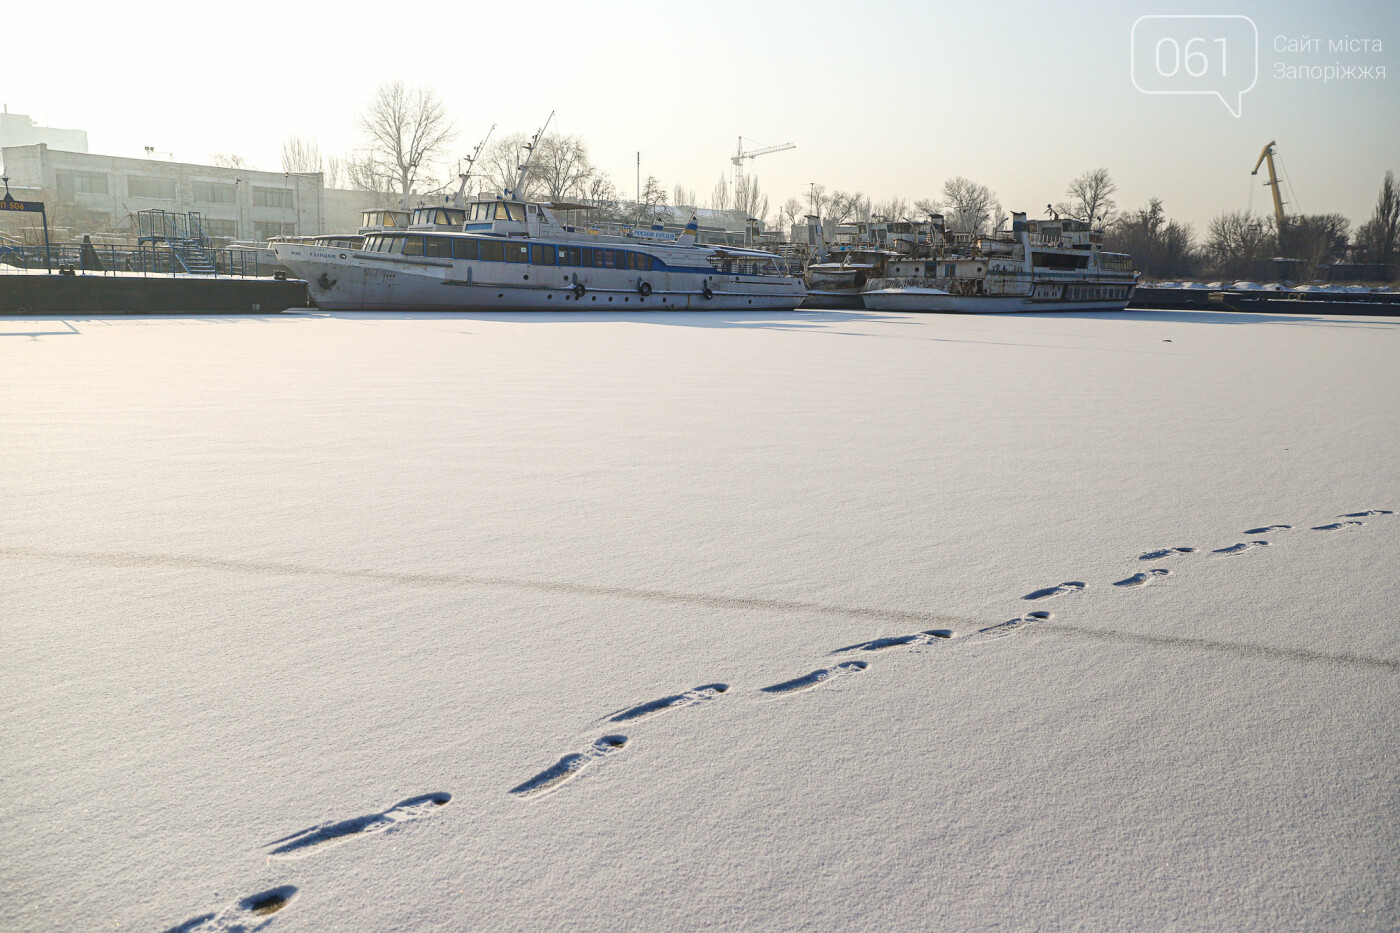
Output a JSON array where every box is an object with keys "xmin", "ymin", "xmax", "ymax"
[
  {"xmin": 547, "ymin": 294, "xmax": 553, "ymax": 299},
  {"xmin": 497, "ymin": 293, "xmax": 504, "ymax": 298},
  {"xmin": 591, "ymin": 296, "xmax": 597, "ymax": 301},
  {"xmin": 608, "ymin": 296, "xmax": 613, "ymax": 302}
]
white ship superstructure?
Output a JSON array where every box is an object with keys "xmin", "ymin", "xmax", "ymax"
[
  {"xmin": 275, "ymin": 119, "xmax": 803, "ymax": 312},
  {"xmin": 861, "ymin": 212, "xmax": 1137, "ymax": 313},
  {"xmin": 274, "ymin": 200, "xmax": 805, "ymax": 312}
]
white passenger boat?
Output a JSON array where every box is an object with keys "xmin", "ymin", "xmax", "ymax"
[
  {"xmin": 861, "ymin": 212, "xmax": 1137, "ymax": 313},
  {"xmin": 273, "ymin": 143, "xmax": 805, "ymax": 312}
]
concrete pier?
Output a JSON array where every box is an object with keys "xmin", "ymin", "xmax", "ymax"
[{"xmin": 0, "ymin": 270, "xmax": 308, "ymax": 314}]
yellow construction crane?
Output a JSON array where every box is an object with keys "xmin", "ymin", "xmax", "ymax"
[
  {"xmin": 732, "ymin": 137, "xmax": 795, "ymax": 208},
  {"xmin": 1251, "ymin": 140, "xmax": 1287, "ymax": 228}
]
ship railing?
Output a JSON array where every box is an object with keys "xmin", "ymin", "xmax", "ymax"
[
  {"xmin": 0, "ymin": 244, "xmax": 262, "ymax": 277},
  {"xmin": 986, "ymin": 269, "xmax": 1137, "ymax": 283}
]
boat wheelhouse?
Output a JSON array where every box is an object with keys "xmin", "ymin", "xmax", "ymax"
[
  {"xmin": 358, "ymin": 209, "xmax": 411, "ymax": 235},
  {"xmin": 409, "ymin": 206, "xmax": 468, "ymax": 230}
]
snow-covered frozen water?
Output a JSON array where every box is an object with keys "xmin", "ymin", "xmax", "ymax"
[{"xmin": 2, "ymin": 308, "xmax": 1398, "ymax": 931}]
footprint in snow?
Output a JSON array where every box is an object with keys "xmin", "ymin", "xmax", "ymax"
[
  {"xmin": 1313, "ymin": 521, "xmax": 1364, "ymax": 532},
  {"xmin": 1213, "ymin": 540, "xmax": 1270, "ymax": 556},
  {"xmin": 1139, "ymin": 547, "xmax": 1196, "ymax": 560},
  {"xmin": 1340, "ymin": 510, "xmax": 1392, "ymax": 517},
  {"xmin": 511, "ymin": 735, "xmax": 628, "ymax": 799},
  {"xmin": 1023, "ymin": 582, "xmax": 1086, "ymax": 601},
  {"xmin": 978, "ymin": 611, "xmax": 1051, "ymax": 640},
  {"xmin": 1114, "ymin": 568, "xmax": 1171, "ymax": 588},
  {"xmin": 831, "ymin": 629, "xmax": 954, "ymax": 654},
  {"xmin": 761, "ymin": 661, "xmax": 868, "ymax": 695},
  {"xmin": 607, "ymin": 684, "xmax": 728, "ymax": 723},
  {"xmin": 164, "ymin": 886, "xmax": 296, "ymax": 933},
  {"xmin": 1244, "ymin": 524, "xmax": 1292, "ymax": 535},
  {"xmin": 264, "ymin": 793, "xmax": 451, "ymax": 859}
]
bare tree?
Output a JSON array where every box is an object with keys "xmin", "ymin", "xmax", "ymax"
[
  {"xmin": 709, "ymin": 175, "xmax": 731, "ymax": 211},
  {"xmin": 638, "ymin": 175, "xmax": 668, "ymax": 223},
  {"xmin": 344, "ymin": 153, "xmax": 399, "ymax": 208},
  {"xmin": 1205, "ymin": 210, "xmax": 1270, "ymax": 279},
  {"xmin": 584, "ymin": 173, "xmax": 621, "ymax": 221},
  {"xmin": 1279, "ymin": 213, "xmax": 1350, "ymax": 279},
  {"xmin": 941, "ymin": 177, "xmax": 999, "ymax": 233},
  {"xmin": 210, "ymin": 153, "xmax": 250, "ymax": 168},
  {"xmin": 913, "ymin": 197, "xmax": 942, "ymax": 219},
  {"xmin": 1354, "ymin": 170, "xmax": 1400, "ymax": 273},
  {"xmin": 672, "ymin": 184, "xmax": 697, "ymax": 209},
  {"xmin": 531, "ymin": 134, "xmax": 596, "ymax": 201},
  {"xmin": 1061, "ymin": 168, "xmax": 1118, "ymax": 226},
  {"xmin": 281, "ymin": 135, "xmax": 322, "ymax": 174},
  {"xmin": 358, "ymin": 80, "xmax": 456, "ymax": 209},
  {"xmin": 808, "ymin": 184, "xmax": 829, "ymax": 219},
  {"xmin": 735, "ymin": 175, "xmax": 769, "ymax": 226},
  {"xmin": 872, "ymin": 197, "xmax": 910, "ymax": 222},
  {"xmin": 1106, "ymin": 198, "xmax": 1198, "ymax": 279},
  {"xmin": 780, "ymin": 197, "xmax": 804, "ymax": 231},
  {"xmin": 324, "ymin": 155, "xmax": 344, "ymax": 190},
  {"xmin": 826, "ymin": 190, "xmax": 870, "ymax": 225},
  {"xmin": 477, "ymin": 133, "xmax": 528, "ymax": 200}
]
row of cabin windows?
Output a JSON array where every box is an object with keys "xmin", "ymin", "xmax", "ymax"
[
  {"xmin": 1068, "ymin": 286, "xmax": 1129, "ymax": 301},
  {"xmin": 706, "ymin": 256, "xmax": 784, "ymax": 276},
  {"xmin": 360, "ymin": 234, "xmax": 659, "ymax": 270},
  {"xmin": 468, "ymin": 202, "xmax": 527, "ymax": 222}
]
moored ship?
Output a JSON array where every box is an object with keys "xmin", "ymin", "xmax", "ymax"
[
  {"xmin": 273, "ymin": 130, "xmax": 804, "ymax": 312},
  {"xmin": 861, "ymin": 212, "xmax": 1137, "ymax": 313},
  {"xmin": 274, "ymin": 203, "xmax": 805, "ymax": 312}
]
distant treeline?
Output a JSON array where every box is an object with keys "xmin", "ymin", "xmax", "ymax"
[{"xmin": 1097, "ymin": 170, "xmax": 1398, "ymax": 282}]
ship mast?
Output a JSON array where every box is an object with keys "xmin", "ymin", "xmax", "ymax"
[
  {"xmin": 512, "ymin": 111, "xmax": 555, "ymax": 201},
  {"xmin": 453, "ymin": 124, "xmax": 496, "ymax": 207}
]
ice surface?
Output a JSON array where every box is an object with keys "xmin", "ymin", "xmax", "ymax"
[{"xmin": 2, "ymin": 307, "xmax": 1398, "ymax": 930}]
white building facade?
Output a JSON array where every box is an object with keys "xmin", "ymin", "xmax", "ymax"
[
  {"xmin": 0, "ymin": 144, "xmax": 322, "ymax": 243},
  {"xmin": 0, "ymin": 109, "xmax": 88, "ymax": 153}
]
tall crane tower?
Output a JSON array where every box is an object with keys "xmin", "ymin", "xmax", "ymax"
[
  {"xmin": 732, "ymin": 136, "xmax": 795, "ymax": 210},
  {"xmin": 1251, "ymin": 140, "xmax": 1287, "ymax": 229}
]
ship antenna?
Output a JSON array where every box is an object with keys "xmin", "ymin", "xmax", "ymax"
[
  {"xmin": 453, "ymin": 124, "xmax": 496, "ymax": 207},
  {"xmin": 513, "ymin": 111, "xmax": 555, "ymax": 201}
]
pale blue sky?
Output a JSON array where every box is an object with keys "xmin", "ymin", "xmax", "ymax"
[{"xmin": 6, "ymin": 0, "xmax": 1397, "ymax": 232}]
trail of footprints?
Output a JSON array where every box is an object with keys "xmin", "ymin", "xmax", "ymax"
[{"xmin": 167, "ymin": 506, "xmax": 1393, "ymax": 928}]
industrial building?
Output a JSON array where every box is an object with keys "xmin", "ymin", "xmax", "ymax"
[{"xmin": 1, "ymin": 143, "xmax": 322, "ymax": 243}]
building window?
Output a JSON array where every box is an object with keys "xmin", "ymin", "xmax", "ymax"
[
  {"xmin": 127, "ymin": 176, "xmax": 176, "ymax": 200},
  {"xmin": 194, "ymin": 182, "xmax": 237, "ymax": 204},
  {"xmin": 203, "ymin": 219, "xmax": 238, "ymax": 239},
  {"xmin": 254, "ymin": 221, "xmax": 295, "ymax": 241},
  {"xmin": 253, "ymin": 187, "xmax": 294, "ymax": 209},
  {"xmin": 55, "ymin": 171, "xmax": 110, "ymax": 197}
]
